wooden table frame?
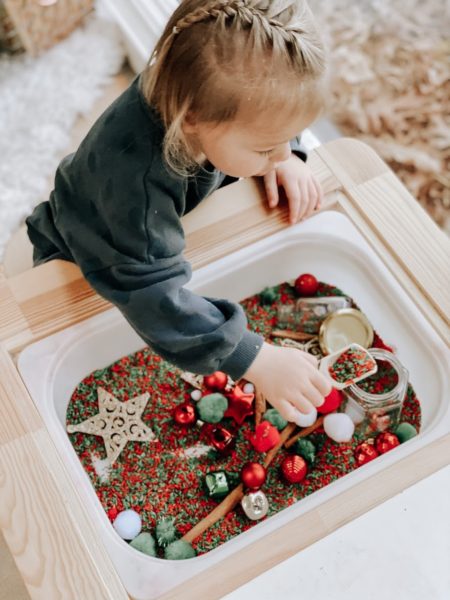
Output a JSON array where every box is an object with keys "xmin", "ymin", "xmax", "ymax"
[{"xmin": 1, "ymin": 139, "xmax": 449, "ymax": 599}]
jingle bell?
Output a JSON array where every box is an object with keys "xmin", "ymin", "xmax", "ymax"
[{"xmin": 240, "ymin": 490, "xmax": 269, "ymax": 520}]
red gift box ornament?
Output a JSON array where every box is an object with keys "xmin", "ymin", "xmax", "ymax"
[
  {"xmin": 224, "ymin": 385, "xmax": 254, "ymax": 425},
  {"xmin": 375, "ymin": 431, "xmax": 400, "ymax": 454},
  {"xmin": 281, "ymin": 455, "xmax": 308, "ymax": 484},
  {"xmin": 354, "ymin": 441, "xmax": 379, "ymax": 466},
  {"xmin": 250, "ymin": 421, "xmax": 280, "ymax": 453}
]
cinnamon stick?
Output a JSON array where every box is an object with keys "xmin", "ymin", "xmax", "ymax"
[
  {"xmin": 181, "ymin": 422, "xmax": 297, "ymax": 544},
  {"xmin": 254, "ymin": 389, "xmax": 266, "ymax": 426},
  {"xmin": 271, "ymin": 329, "xmax": 316, "ymax": 342},
  {"xmin": 284, "ymin": 416, "xmax": 324, "ymax": 449}
]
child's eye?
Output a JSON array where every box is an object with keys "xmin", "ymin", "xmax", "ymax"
[{"xmin": 258, "ymin": 149, "xmax": 273, "ymax": 156}]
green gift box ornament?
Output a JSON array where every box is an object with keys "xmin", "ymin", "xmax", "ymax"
[{"xmin": 205, "ymin": 471, "xmax": 239, "ymax": 499}]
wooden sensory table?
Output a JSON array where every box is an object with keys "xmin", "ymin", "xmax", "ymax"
[{"xmin": 0, "ymin": 138, "xmax": 449, "ymax": 600}]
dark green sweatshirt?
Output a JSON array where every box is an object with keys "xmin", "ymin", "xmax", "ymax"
[{"xmin": 26, "ymin": 75, "xmax": 307, "ymax": 379}]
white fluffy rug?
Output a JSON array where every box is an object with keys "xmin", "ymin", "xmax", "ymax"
[{"xmin": 0, "ymin": 11, "xmax": 125, "ymax": 262}]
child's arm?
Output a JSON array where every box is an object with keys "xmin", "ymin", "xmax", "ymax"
[{"xmin": 244, "ymin": 341, "xmax": 331, "ymax": 420}]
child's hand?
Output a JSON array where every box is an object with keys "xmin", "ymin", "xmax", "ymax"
[
  {"xmin": 264, "ymin": 154, "xmax": 324, "ymax": 224},
  {"xmin": 244, "ymin": 342, "xmax": 332, "ymax": 422}
]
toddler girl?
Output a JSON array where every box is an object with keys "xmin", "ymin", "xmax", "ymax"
[{"xmin": 26, "ymin": 0, "xmax": 331, "ymax": 424}]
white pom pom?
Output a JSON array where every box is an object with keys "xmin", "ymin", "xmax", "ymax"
[
  {"xmin": 293, "ymin": 406, "xmax": 317, "ymax": 428},
  {"xmin": 323, "ymin": 413, "xmax": 355, "ymax": 442},
  {"xmin": 243, "ymin": 383, "xmax": 255, "ymax": 394},
  {"xmin": 190, "ymin": 389, "xmax": 202, "ymax": 401},
  {"xmin": 113, "ymin": 509, "xmax": 142, "ymax": 540}
]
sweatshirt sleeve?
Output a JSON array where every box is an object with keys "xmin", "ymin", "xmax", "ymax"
[
  {"xmin": 85, "ymin": 259, "xmax": 263, "ymax": 379},
  {"xmin": 81, "ymin": 165, "xmax": 264, "ymax": 379},
  {"xmin": 290, "ymin": 134, "xmax": 308, "ymax": 163}
]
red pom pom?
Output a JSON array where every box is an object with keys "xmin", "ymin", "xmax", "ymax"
[
  {"xmin": 107, "ymin": 506, "xmax": 119, "ymax": 521},
  {"xmin": 241, "ymin": 462, "xmax": 267, "ymax": 490},
  {"xmin": 317, "ymin": 388, "xmax": 343, "ymax": 414},
  {"xmin": 204, "ymin": 371, "xmax": 228, "ymax": 391},
  {"xmin": 375, "ymin": 432, "xmax": 400, "ymax": 454},
  {"xmin": 173, "ymin": 402, "xmax": 197, "ymax": 426},
  {"xmin": 354, "ymin": 441, "xmax": 379, "ymax": 466},
  {"xmin": 294, "ymin": 273, "xmax": 319, "ymax": 296},
  {"xmin": 250, "ymin": 421, "xmax": 280, "ymax": 452},
  {"xmin": 281, "ymin": 455, "xmax": 308, "ymax": 483}
]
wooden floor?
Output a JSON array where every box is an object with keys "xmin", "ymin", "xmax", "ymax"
[{"xmin": 0, "ymin": 62, "xmax": 134, "ymax": 600}]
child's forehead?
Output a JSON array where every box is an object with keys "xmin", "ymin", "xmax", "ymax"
[{"xmin": 233, "ymin": 110, "xmax": 310, "ymax": 145}]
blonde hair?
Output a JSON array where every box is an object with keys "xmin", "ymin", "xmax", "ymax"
[{"xmin": 141, "ymin": 0, "xmax": 326, "ymax": 175}]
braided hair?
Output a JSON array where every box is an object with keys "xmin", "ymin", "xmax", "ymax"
[{"xmin": 141, "ymin": 0, "xmax": 326, "ymax": 175}]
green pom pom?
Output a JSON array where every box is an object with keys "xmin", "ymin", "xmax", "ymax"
[
  {"xmin": 260, "ymin": 286, "xmax": 278, "ymax": 305},
  {"xmin": 292, "ymin": 438, "xmax": 316, "ymax": 466},
  {"xmin": 197, "ymin": 393, "xmax": 228, "ymax": 424},
  {"xmin": 263, "ymin": 408, "xmax": 288, "ymax": 431},
  {"xmin": 395, "ymin": 422, "xmax": 417, "ymax": 443},
  {"xmin": 155, "ymin": 517, "xmax": 177, "ymax": 547},
  {"xmin": 164, "ymin": 540, "xmax": 196, "ymax": 560},
  {"xmin": 129, "ymin": 532, "xmax": 157, "ymax": 556}
]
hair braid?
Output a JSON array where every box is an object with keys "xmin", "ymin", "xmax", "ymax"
[
  {"xmin": 141, "ymin": 0, "xmax": 326, "ymax": 176},
  {"xmin": 172, "ymin": 0, "xmax": 299, "ymax": 36}
]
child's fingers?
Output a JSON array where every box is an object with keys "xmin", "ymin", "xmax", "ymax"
[
  {"xmin": 264, "ymin": 170, "xmax": 279, "ymax": 208},
  {"xmin": 276, "ymin": 399, "xmax": 301, "ymax": 422},
  {"xmin": 313, "ymin": 177, "xmax": 324, "ymax": 210},
  {"xmin": 300, "ymin": 381, "xmax": 327, "ymax": 407},
  {"xmin": 297, "ymin": 177, "xmax": 311, "ymax": 221},
  {"xmin": 301, "ymin": 352, "xmax": 319, "ymax": 367},
  {"xmin": 311, "ymin": 369, "xmax": 333, "ymax": 397},
  {"xmin": 301, "ymin": 179, "xmax": 319, "ymax": 220},
  {"xmin": 283, "ymin": 179, "xmax": 301, "ymax": 223}
]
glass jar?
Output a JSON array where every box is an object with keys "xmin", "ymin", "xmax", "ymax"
[{"xmin": 343, "ymin": 348, "xmax": 409, "ymax": 436}]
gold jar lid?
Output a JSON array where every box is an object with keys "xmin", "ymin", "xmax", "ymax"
[{"xmin": 319, "ymin": 308, "xmax": 374, "ymax": 355}]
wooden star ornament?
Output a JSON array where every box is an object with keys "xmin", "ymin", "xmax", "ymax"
[{"xmin": 67, "ymin": 387, "xmax": 157, "ymax": 465}]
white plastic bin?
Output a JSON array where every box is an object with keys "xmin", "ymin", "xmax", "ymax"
[{"xmin": 17, "ymin": 211, "xmax": 450, "ymax": 600}]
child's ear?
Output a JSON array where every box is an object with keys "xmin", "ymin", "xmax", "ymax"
[{"xmin": 182, "ymin": 111, "xmax": 198, "ymax": 134}]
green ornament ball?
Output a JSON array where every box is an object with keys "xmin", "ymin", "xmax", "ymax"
[
  {"xmin": 155, "ymin": 517, "xmax": 177, "ymax": 547},
  {"xmin": 263, "ymin": 408, "xmax": 288, "ymax": 431},
  {"xmin": 197, "ymin": 393, "xmax": 228, "ymax": 424},
  {"xmin": 394, "ymin": 422, "xmax": 417, "ymax": 443},
  {"xmin": 292, "ymin": 438, "xmax": 316, "ymax": 466},
  {"xmin": 260, "ymin": 286, "xmax": 278, "ymax": 305},
  {"xmin": 129, "ymin": 532, "xmax": 157, "ymax": 557},
  {"xmin": 164, "ymin": 540, "xmax": 196, "ymax": 560}
]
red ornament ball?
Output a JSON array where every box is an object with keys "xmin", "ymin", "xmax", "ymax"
[
  {"xmin": 354, "ymin": 441, "xmax": 379, "ymax": 466},
  {"xmin": 317, "ymin": 388, "xmax": 343, "ymax": 414},
  {"xmin": 281, "ymin": 455, "xmax": 308, "ymax": 484},
  {"xmin": 241, "ymin": 462, "xmax": 267, "ymax": 490},
  {"xmin": 173, "ymin": 402, "xmax": 197, "ymax": 426},
  {"xmin": 294, "ymin": 273, "xmax": 319, "ymax": 296},
  {"xmin": 204, "ymin": 371, "xmax": 228, "ymax": 392},
  {"xmin": 250, "ymin": 421, "xmax": 280, "ymax": 452},
  {"xmin": 375, "ymin": 432, "xmax": 400, "ymax": 454}
]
